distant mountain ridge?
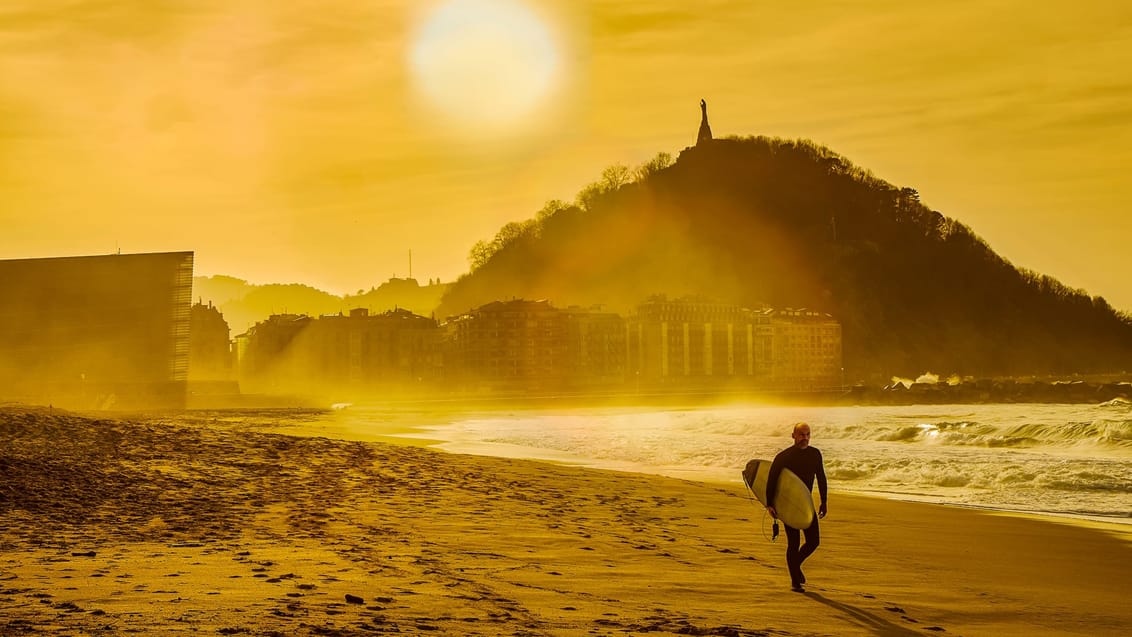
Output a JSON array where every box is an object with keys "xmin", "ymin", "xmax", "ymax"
[
  {"xmin": 436, "ymin": 136, "xmax": 1132, "ymax": 378},
  {"xmin": 193, "ymin": 275, "xmax": 448, "ymax": 334}
]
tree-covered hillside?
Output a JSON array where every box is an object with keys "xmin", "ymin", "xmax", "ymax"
[{"xmin": 437, "ymin": 137, "xmax": 1132, "ymax": 378}]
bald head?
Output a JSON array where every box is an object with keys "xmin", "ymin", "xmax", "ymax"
[{"xmin": 791, "ymin": 422, "xmax": 811, "ymax": 449}]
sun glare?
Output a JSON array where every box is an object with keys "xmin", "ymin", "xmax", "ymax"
[{"xmin": 407, "ymin": 0, "xmax": 562, "ymax": 136}]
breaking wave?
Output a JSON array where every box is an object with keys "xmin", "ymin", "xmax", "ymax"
[{"xmin": 408, "ymin": 402, "xmax": 1132, "ymax": 522}]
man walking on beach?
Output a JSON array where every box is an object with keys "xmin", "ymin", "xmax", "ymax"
[{"xmin": 766, "ymin": 422, "xmax": 828, "ymax": 592}]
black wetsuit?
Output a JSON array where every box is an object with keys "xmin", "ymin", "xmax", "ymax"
[{"xmin": 766, "ymin": 445, "xmax": 828, "ymax": 588}]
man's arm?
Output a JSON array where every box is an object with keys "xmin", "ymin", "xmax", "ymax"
[{"xmin": 816, "ymin": 450, "xmax": 828, "ymax": 518}]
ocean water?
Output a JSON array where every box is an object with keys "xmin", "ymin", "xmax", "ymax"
[
  {"xmin": 194, "ymin": 400, "xmax": 1132, "ymax": 524},
  {"xmin": 368, "ymin": 400, "xmax": 1132, "ymax": 524}
]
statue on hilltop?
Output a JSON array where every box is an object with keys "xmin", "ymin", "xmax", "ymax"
[{"xmin": 697, "ymin": 99, "xmax": 713, "ymax": 146}]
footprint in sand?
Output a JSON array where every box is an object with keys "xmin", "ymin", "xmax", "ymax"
[{"xmin": 883, "ymin": 604, "xmax": 946, "ymax": 631}]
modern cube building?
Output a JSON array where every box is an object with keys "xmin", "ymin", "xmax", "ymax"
[{"xmin": 0, "ymin": 251, "xmax": 194, "ymax": 409}]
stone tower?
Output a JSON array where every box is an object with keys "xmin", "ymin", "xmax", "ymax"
[{"xmin": 697, "ymin": 99, "xmax": 713, "ymax": 146}]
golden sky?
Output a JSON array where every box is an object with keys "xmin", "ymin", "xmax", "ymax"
[{"xmin": 2, "ymin": 0, "xmax": 1130, "ymax": 310}]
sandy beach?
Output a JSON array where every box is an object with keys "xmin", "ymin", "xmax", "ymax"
[{"xmin": 2, "ymin": 405, "xmax": 1129, "ymax": 636}]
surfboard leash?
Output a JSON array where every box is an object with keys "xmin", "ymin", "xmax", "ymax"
[{"xmin": 743, "ymin": 478, "xmax": 779, "ymax": 543}]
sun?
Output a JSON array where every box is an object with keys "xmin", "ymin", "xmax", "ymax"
[{"xmin": 407, "ymin": 0, "xmax": 562, "ymax": 135}]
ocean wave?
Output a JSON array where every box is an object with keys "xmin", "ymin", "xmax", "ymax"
[
  {"xmin": 825, "ymin": 456, "xmax": 1132, "ymax": 499},
  {"xmin": 855, "ymin": 417, "xmax": 1132, "ymax": 451},
  {"xmin": 1036, "ymin": 470, "xmax": 1132, "ymax": 493},
  {"xmin": 876, "ymin": 425, "xmax": 931, "ymax": 442},
  {"xmin": 990, "ymin": 467, "xmax": 1038, "ymax": 485},
  {"xmin": 680, "ymin": 406, "xmax": 1132, "ymax": 452},
  {"xmin": 396, "ymin": 403, "xmax": 1132, "ymax": 520},
  {"xmin": 920, "ymin": 471, "xmax": 972, "ymax": 488},
  {"xmin": 827, "ymin": 467, "xmax": 871, "ymax": 480}
]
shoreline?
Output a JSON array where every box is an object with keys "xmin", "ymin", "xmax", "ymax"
[
  {"xmin": 3, "ymin": 405, "xmax": 1131, "ymax": 635},
  {"xmin": 28, "ymin": 399, "xmax": 1132, "ymax": 529},
  {"xmin": 207, "ymin": 401, "xmax": 1132, "ymax": 532}
]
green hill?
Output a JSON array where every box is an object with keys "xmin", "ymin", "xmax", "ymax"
[{"xmin": 436, "ymin": 137, "xmax": 1132, "ymax": 378}]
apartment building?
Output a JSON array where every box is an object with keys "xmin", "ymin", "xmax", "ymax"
[
  {"xmin": 239, "ymin": 309, "xmax": 440, "ymax": 394},
  {"xmin": 237, "ymin": 297, "xmax": 842, "ymax": 396},
  {"xmin": 189, "ymin": 301, "xmax": 232, "ymax": 380},
  {"xmin": 627, "ymin": 296, "xmax": 841, "ymax": 390},
  {"xmin": 760, "ymin": 307, "xmax": 843, "ymax": 388},
  {"xmin": 443, "ymin": 299, "xmax": 568, "ymax": 392}
]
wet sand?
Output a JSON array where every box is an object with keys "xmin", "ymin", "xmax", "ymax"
[{"xmin": 2, "ymin": 405, "xmax": 1129, "ymax": 636}]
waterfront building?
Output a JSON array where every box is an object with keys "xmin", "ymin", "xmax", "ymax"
[
  {"xmin": 0, "ymin": 251, "xmax": 193, "ymax": 409},
  {"xmin": 627, "ymin": 296, "xmax": 841, "ymax": 390},
  {"xmin": 563, "ymin": 306, "xmax": 628, "ymax": 389},
  {"xmin": 238, "ymin": 308, "xmax": 439, "ymax": 396},
  {"xmin": 444, "ymin": 299, "xmax": 568, "ymax": 392},
  {"xmin": 239, "ymin": 295, "xmax": 842, "ymax": 398},
  {"xmin": 189, "ymin": 301, "xmax": 232, "ymax": 380},
  {"xmin": 760, "ymin": 307, "xmax": 843, "ymax": 389}
]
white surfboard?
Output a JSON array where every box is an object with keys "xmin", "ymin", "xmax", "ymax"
[{"xmin": 742, "ymin": 458, "xmax": 816, "ymax": 530}]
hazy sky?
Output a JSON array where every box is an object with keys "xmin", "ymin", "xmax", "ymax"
[{"xmin": 2, "ymin": 1, "xmax": 1130, "ymax": 310}]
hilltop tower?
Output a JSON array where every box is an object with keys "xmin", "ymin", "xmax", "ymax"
[{"xmin": 696, "ymin": 99, "xmax": 713, "ymax": 145}]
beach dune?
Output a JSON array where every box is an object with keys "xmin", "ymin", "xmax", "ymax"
[{"xmin": 1, "ymin": 405, "xmax": 1129, "ymax": 636}]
